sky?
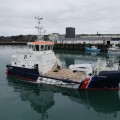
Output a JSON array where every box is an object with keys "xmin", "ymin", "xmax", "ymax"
[{"xmin": 0, "ymin": 0, "xmax": 120, "ymax": 36}]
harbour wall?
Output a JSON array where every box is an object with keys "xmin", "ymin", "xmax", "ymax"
[
  {"xmin": 0, "ymin": 42, "xmax": 110, "ymax": 52},
  {"xmin": 0, "ymin": 42, "xmax": 27, "ymax": 45},
  {"xmin": 54, "ymin": 43, "xmax": 110, "ymax": 52}
]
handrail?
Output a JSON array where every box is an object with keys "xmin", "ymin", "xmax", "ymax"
[{"xmin": 40, "ymin": 75, "xmax": 81, "ymax": 84}]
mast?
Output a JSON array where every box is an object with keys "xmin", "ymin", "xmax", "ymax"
[{"xmin": 35, "ymin": 17, "xmax": 43, "ymax": 41}]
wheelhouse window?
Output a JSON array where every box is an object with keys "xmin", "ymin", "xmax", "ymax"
[
  {"xmin": 32, "ymin": 45, "xmax": 35, "ymax": 51},
  {"xmin": 28, "ymin": 44, "xmax": 32, "ymax": 49},
  {"xmin": 51, "ymin": 45, "xmax": 53, "ymax": 50},
  {"xmin": 35, "ymin": 45, "xmax": 39, "ymax": 51},
  {"xmin": 48, "ymin": 45, "xmax": 51, "ymax": 50},
  {"xmin": 47, "ymin": 45, "xmax": 53, "ymax": 50},
  {"xmin": 44, "ymin": 45, "xmax": 48, "ymax": 50},
  {"xmin": 41, "ymin": 45, "xmax": 44, "ymax": 51}
]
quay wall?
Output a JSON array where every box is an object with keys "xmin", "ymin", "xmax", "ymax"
[
  {"xmin": 0, "ymin": 42, "xmax": 110, "ymax": 52},
  {"xmin": 54, "ymin": 43, "xmax": 110, "ymax": 52},
  {"xmin": 0, "ymin": 42, "xmax": 27, "ymax": 45}
]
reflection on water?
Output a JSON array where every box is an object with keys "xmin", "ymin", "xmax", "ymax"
[
  {"xmin": 55, "ymin": 49, "xmax": 120, "ymax": 68},
  {"xmin": 54, "ymin": 50, "xmax": 101, "ymax": 68},
  {"xmin": 84, "ymin": 51, "xmax": 101, "ymax": 56},
  {"xmin": 7, "ymin": 76, "xmax": 120, "ymax": 119}
]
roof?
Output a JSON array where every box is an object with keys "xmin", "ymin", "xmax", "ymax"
[{"xmin": 29, "ymin": 41, "xmax": 54, "ymax": 45}]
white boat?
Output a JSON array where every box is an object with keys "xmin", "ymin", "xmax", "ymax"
[{"xmin": 108, "ymin": 44, "xmax": 120, "ymax": 53}]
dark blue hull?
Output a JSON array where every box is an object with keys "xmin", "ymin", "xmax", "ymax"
[
  {"xmin": 6, "ymin": 65, "xmax": 120, "ymax": 90},
  {"xmin": 79, "ymin": 70, "xmax": 120, "ymax": 90},
  {"xmin": 88, "ymin": 71, "xmax": 120, "ymax": 89},
  {"xmin": 6, "ymin": 65, "xmax": 40, "ymax": 82}
]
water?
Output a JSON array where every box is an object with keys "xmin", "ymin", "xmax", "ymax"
[{"xmin": 1, "ymin": 46, "xmax": 120, "ymax": 120}]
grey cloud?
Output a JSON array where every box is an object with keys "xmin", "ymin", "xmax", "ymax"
[{"xmin": 0, "ymin": 0, "xmax": 120, "ymax": 36}]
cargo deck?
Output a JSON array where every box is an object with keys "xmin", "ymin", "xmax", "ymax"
[{"xmin": 43, "ymin": 68, "xmax": 86, "ymax": 82}]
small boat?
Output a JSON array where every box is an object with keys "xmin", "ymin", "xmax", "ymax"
[
  {"xmin": 5, "ymin": 18, "xmax": 120, "ymax": 90},
  {"xmin": 85, "ymin": 46, "xmax": 101, "ymax": 52},
  {"xmin": 108, "ymin": 44, "xmax": 120, "ymax": 53}
]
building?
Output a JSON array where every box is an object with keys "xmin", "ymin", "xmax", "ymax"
[
  {"xmin": 57, "ymin": 34, "xmax": 120, "ymax": 45},
  {"xmin": 65, "ymin": 27, "xmax": 75, "ymax": 38},
  {"xmin": 49, "ymin": 27, "xmax": 120, "ymax": 45}
]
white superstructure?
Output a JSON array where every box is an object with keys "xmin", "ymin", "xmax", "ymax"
[{"xmin": 11, "ymin": 41, "xmax": 57, "ymax": 74}]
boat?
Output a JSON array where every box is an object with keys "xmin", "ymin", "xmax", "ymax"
[
  {"xmin": 85, "ymin": 46, "xmax": 101, "ymax": 52},
  {"xmin": 108, "ymin": 44, "xmax": 120, "ymax": 53},
  {"xmin": 5, "ymin": 17, "xmax": 120, "ymax": 90}
]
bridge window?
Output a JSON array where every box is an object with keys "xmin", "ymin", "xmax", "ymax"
[
  {"xmin": 32, "ymin": 45, "xmax": 35, "ymax": 51},
  {"xmin": 28, "ymin": 45, "xmax": 32, "ymax": 49},
  {"xmin": 51, "ymin": 45, "xmax": 53, "ymax": 50},
  {"xmin": 35, "ymin": 45, "xmax": 39, "ymax": 51},
  {"xmin": 48, "ymin": 45, "xmax": 51, "ymax": 50},
  {"xmin": 48, "ymin": 45, "xmax": 53, "ymax": 50},
  {"xmin": 41, "ymin": 45, "xmax": 44, "ymax": 51},
  {"xmin": 44, "ymin": 45, "xmax": 48, "ymax": 50}
]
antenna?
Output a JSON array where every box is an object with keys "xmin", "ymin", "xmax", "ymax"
[
  {"xmin": 43, "ymin": 30, "xmax": 46, "ymax": 40},
  {"xmin": 35, "ymin": 17, "xmax": 43, "ymax": 41}
]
